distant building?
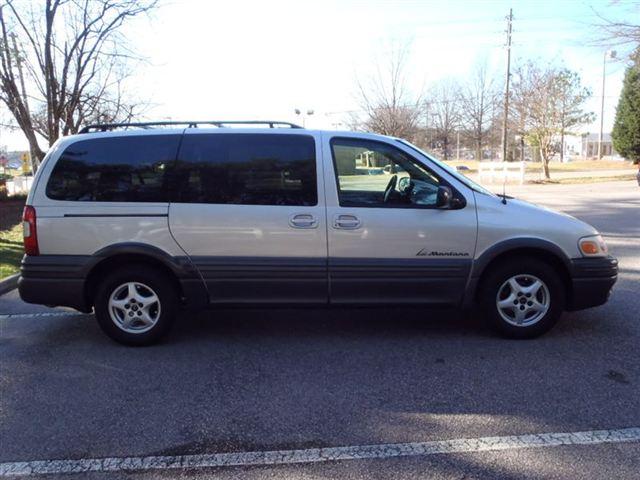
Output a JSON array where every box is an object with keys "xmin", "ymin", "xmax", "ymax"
[{"xmin": 580, "ymin": 133, "xmax": 617, "ymax": 158}]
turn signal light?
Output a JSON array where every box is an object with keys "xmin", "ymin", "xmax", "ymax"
[
  {"xmin": 579, "ymin": 235, "xmax": 607, "ymax": 257},
  {"xmin": 580, "ymin": 241, "xmax": 599, "ymax": 255}
]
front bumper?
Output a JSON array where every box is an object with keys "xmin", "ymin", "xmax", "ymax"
[{"xmin": 567, "ymin": 256, "xmax": 618, "ymax": 311}]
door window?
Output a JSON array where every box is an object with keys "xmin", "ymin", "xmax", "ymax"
[
  {"xmin": 330, "ymin": 138, "xmax": 442, "ymax": 208},
  {"xmin": 171, "ymin": 134, "xmax": 317, "ymax": 206}
]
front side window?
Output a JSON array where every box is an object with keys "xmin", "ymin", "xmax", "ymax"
[
  {"xmin": 46, "ymin": 135, "xmax": 180, "ymax": 202},
  {"xmin": 396, "ymin": 138, "xmax": 495, "ymax": 197},
  {"xmin": 331, "ymin": 137, "xmax": 442, "ymax": 208},
  {"xmin": 171, "ymin": 134, "xmax": 317, "ymax": 206}
]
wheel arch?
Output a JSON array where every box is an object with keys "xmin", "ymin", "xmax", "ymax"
[
  {"xmin": 465, "ymin": 238, "xmax": 573, "ymax": 306},
  {"xmin": 83, "ymin": 243, "xmax": 200, "ymax": 309}
]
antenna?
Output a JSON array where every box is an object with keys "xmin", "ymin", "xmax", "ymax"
[
  {"xmin": 500, "ymin": 8, "xmax": 513, "ymax": 205},
  {"xmin": 502, "ymin": 165, "xmax": 507, "ymax": 204}
]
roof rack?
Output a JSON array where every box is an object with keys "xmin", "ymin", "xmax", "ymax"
[{"xmin": 78, "ymin": 120, "xmax": 303, "ymax": 134}]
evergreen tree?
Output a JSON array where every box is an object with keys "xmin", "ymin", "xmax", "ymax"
[{"xmin": 612, "ymin": 53, "xmax": 640, "ymax": 163}]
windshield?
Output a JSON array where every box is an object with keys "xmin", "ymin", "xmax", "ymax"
[{"xmin": 395, "ymin": 139, "xmax": 496, "ymax": 197}]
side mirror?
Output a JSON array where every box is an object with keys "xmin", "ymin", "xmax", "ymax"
[{"xmin": 436, "ymin": 185, "xmax": 453, "ymax": 208}]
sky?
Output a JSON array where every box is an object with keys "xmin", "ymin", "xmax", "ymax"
[{"xmin": 0, "ymin": 0, "xmax": 637, "ymax": 151}]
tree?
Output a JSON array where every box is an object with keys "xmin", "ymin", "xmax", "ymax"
[
  {"xmin": 612, "ymin": 53, "xmax": 640, "ymax": 163},
  {"xmin": 511, "ymin": 62, "xmax": 593, "ymax": 179},
  {"xmin": 458, "ymin": 63, "xmax": 500, "ymax": 161},
  {"xmin": 554, "ymin": 69, "xmax": 595, "ymax": 162},
  {"xmin": 427, "ymin": 79, "xmax": 461, "ymax": 160},
  {"xmin": 355, "ymin": 43, "xmax": 422, "ymax": 142},
  {"xmin": 594, "ymin": 3, "xmax": 640, "ymax": 49},
  {"xmin": 0, "ymin": 0, "xmax": 157, "ymax": 171}
]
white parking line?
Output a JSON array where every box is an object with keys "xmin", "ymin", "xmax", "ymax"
[
  {"xmin": 0, "ymin": 312, "xmax": 89, "ymax": 320},
  {"xmin": 1, "ymin": 427, "xmax": 639, "ymax": 477}
]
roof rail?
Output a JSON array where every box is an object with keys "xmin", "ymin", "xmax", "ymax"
[{"xmin": 78, "ymin": 120, "xmax": 303, "ymax": 134}]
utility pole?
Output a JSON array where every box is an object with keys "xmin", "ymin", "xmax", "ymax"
[
  {"xmin": 501, "ymin": 8, "xmax": 513, "ymax": 162},
  {"xmin": 598, "ymin": 50, "xmax": 616, "ymax": 160}
]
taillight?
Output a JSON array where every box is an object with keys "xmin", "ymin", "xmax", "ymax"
[{"xmin": 22, "ymin": 205, "xmax": 39, "ymax": 256}]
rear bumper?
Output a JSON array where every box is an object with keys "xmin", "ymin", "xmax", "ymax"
[
  {"xmin": 18, "ymin": 276, "xmax": 90, "ymax": 312},
  {"xmin": 18, "ymin": 255, "xmax": 93, "ymax": 312},
  {"xmin": 567, "ymin": 256, "xmax": 618, "ymax": 311}
]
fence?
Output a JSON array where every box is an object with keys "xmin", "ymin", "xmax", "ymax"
[
  {"xmin": 5, "ymin": 176, "xmax": 34, "ymax": 196},
  {"xmin": 478, "ymin": 162, "xmax": 526, "ymax": 184}
]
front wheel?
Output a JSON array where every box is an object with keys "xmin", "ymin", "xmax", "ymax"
[
  {"xmin": 480, "ymin": 259, "xmax": 565, "ymax": 339},
  {"xmin": 94, "ymin": 265, "xmax": 177, "ymax": 346}
]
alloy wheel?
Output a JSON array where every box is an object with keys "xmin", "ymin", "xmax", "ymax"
[
  {"xmin": 107, "ymin": 282, "xmax": 161, "ymax": 334},
  {"xmin": 496, "ymin": 274, "xmax": 550, "ymax": 327}
]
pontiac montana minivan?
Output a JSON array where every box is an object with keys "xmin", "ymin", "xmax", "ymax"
[{"xmin": 18, "ymin": 121, "xmax": 618, "ymax": 345}]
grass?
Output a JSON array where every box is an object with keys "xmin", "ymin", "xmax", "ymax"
[
  {"xmin": 528, "ymin": 174, "xmax": 637, "ymax": 185},
  {"xmin": 445, "ymin": 159, "xmax": 635, "ymax": 173},
  {"xmin": 0, "ymin": 222, "xmax": 23, "ymax": 279},
  {"xmin": 0, "ymin": 199, "xmax": 25, "ymax": 279},
  {"xmin": 546, "ymin": 160, "xmax": 634, "ymax": 171}
]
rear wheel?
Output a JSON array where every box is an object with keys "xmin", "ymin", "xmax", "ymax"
[
  {"xmin": 94, "ymin": 265, "xmax": 177, "ymax": 346},
  {"xmin": 480, "ymin": 258, "xmax": 565, "ymax": 338}
]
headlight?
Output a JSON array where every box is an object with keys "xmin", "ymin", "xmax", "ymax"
[{"xmin": 578, "ymin": 235, "xmax": 608, "ymax": 257}]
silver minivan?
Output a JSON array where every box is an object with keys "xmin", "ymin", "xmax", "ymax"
[{"xmin": 19, "ymin": 121, "xmax": 618, "ymax": 345}]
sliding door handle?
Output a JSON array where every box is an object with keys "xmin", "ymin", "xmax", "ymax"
[
  {"xmin": 333, "ymin": 214, "xmax": 361, "ymax": 230},
  {"xmin": 289, "ymin": 213, "xmax": 318, "ymax": 229}
]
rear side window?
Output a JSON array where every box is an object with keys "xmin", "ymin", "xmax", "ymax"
[
  {"xmin": 46, "ymin": 135, "xmax": 180, "ymax": 202},
  {"xmin": 172, "ymin": 134, "xmax": 317, "ymax": 206}
]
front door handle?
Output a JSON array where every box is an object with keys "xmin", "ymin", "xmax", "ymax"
[
  {"xmin": 289, "ymin": 213, "xmax": 318, "ymax": 229},
  {"xmin": 333, "ymin": 214, "xmax": 361, "ymax": 230}
]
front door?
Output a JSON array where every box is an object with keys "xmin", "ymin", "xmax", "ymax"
[
  {"xmin": 168, "ymin": 131, "xmax": 328, "ymax": 304},
  {"xmin": 324, "ymin": 135, "xmax": 477, "ymax": 305}
]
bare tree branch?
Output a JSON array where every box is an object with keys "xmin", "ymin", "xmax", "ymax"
[
  {"xmin": 458, "ymin": 63, "xmax": 501, "ymax": 160},
  {"xmin": 0, "ymin": 0, "xmax": 157, "ymax": 169},
  {"xmin": 426, "ymin": 79, "xmax": 462, "ymax": 160},
  {"xmin": 353, "ymin": 42, "xmax": 423, "ymax": 142},
  {"xmin": 590, "ymin": 2, "xmax": 640, "ymax": 49}
]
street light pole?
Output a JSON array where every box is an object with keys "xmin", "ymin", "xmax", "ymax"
[
  {"xmin": 598, "ymin": 50, "xmax": 616, "ymax": 160},
  {"xmin": 295, "ymin": 108, "xmax": 314, "ymax": 127}
]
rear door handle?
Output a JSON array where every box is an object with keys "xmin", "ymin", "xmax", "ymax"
[
  {"xmin": 289, "ymin": 213, "xmax": 318, "ymax": 229},
  {"xmin": 333, "ymin": 214, "xmax": 361, "ymax": 230}
]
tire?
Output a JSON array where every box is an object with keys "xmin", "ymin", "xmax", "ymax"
[
  {"xmin": 94, "ymin": 265, "xmax": 177, "ymax": 346},
  {"xmin": 480, "ymin": 257, "xmax": 565, "ymax": 339}
]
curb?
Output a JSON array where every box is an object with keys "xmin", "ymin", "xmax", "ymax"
[{"xmin": 0, "ymin": 274, "xmax": 19, "ymax": 296}]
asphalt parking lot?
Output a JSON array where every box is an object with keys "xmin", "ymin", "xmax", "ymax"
[{"xmin": 0, "ymin": 180, "xmax": 639, "ymax": 479}]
